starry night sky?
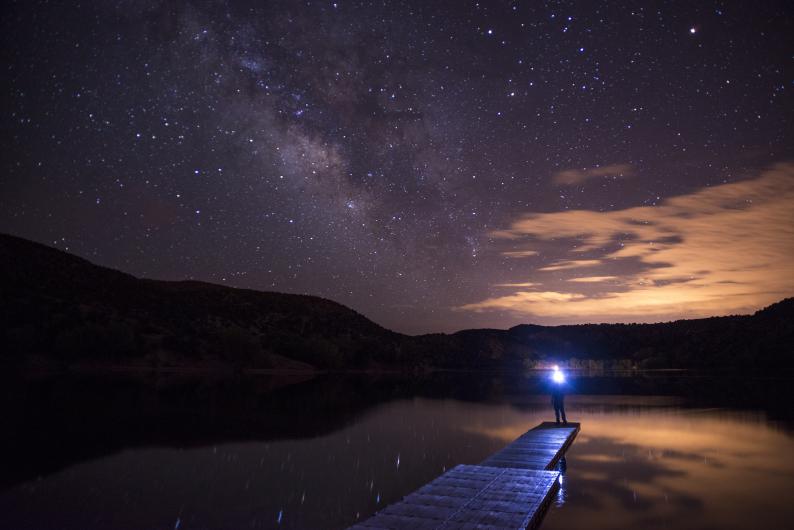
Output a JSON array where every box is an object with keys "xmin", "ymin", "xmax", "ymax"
[{"xmin": 2, "ymin": 1, "xmax": 793, "ymax": 334}]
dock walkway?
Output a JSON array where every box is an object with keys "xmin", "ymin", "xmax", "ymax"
[{"xmin": 351, "ymin": 421, "xmax": 580, "ymax": 530}]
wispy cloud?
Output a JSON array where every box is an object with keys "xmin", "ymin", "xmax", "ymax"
[
  {"xmin": 501, "ymin": 250, "xmax": 539, "ymax": 258},
  {"xmin": 462, "ymin": 163, "xmax": 794, "ymax": 322},
  {"xmin": 551, "ymin": 163, "xmax": 634, "ymax": 185},
  {"xmin": 538, "ymin": 259, "xmax": 603, "ymax": 271}
]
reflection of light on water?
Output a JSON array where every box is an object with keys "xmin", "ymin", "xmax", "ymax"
[
  {"xmin": 556, "ymin": 473, "xmax": 566, "ymax": 506},
  {"xmin": 555, "ymin": 457, "xmax": 568, "ymax": 507}
]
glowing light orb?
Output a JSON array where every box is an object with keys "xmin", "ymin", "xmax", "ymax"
[{"xmin": 552, "ymin": 370, "xmax": 565, "ymax": 383}]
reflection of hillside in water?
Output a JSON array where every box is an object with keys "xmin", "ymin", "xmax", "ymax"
[
  {"xmin": 0, "ymin": 371, "xmax": 506, "ymax": 489},
  {"xmin": 1, "ymin": 371, "xmax": 793, "ymax": 493},
  {"xmin": 1, "ymin": 379, "xmax": 793, "ymax": 530}
]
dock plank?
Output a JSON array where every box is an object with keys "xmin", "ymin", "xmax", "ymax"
[{"xmin": 350, "ymin": 422, "xmax": 579, "ymax": 529}]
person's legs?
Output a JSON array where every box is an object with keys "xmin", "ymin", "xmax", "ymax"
[
  {"xmin": 560, "ymin": 403, "xmax": 567, "ymax": 424},
  {"xmin": 554, "ymin": 402, "xmax": 561, "ymax": 423}
]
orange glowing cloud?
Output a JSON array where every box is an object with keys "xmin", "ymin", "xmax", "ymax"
[
  {"xmin": 538, "ymin": 259, "xmax": 603, "ymax": 271},
  {"xmin": 462, "ymin": 163, "xmax": 794, "ymax": 322},
  {"xmin": 501, "ymin": 250, "xmax": 539, "ymax": 258}
]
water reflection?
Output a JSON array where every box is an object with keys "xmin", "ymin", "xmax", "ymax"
[
  {"xmin": 543, "ymin": 408, "xmax": 794, "ymax": 529},
  {"xmin": 0, "ymin": 373, "xmax": 793, "ymax": 529},
  {"xmin": 555, "ymin": 456, "xmax": 567, "ymax": 507}
]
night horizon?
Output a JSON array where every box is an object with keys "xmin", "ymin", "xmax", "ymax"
[
  {"xmin": 2, "ymin": 1, "xmax": 792, "ymax": 334},
  {"xmin": 3, "ymin": 230, "xmax": 794, "ymax": 337}
]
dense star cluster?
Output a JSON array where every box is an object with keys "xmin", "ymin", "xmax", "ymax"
[{"xmin": 2, "ymin": 1, "xmax": 793, "ymax": 333}]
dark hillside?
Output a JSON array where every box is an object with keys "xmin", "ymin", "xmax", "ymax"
[
  {"xmin": 0, "ymin": 233, "xmax": 401, "ymax": 370},
  {"xmin": 2, "ymin": 233, "xmax": 792, "ymax": 371}
]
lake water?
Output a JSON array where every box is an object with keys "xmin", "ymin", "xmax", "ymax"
[{"xmin": 1, "ymin": 372, "xmax": 793, "ymax": 529}]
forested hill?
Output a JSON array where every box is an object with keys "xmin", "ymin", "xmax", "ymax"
[
  {"xmin": 0, "ymin": 233, "xmax": 401, "ymax": 370},
  {"xmin": 480, "ymin": 298, "xmax": 794, "ymax": 369},
  {"xmin": 1, "ymin": 232, "xmax": 792, "ymax": 371}
]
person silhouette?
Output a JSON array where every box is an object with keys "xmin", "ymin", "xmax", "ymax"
[{"xmin": 550, "ymin": 366, "xmax": 568, "ymax": 424}]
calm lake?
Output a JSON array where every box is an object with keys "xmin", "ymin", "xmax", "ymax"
[{"xmin": 1, "ymin": 372, "xmax": 793, "ymax": 529}]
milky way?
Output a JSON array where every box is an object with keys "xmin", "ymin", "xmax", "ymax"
[{"xmin": 2, "ymin": 1, "xmax": 793, "ymax": 333}]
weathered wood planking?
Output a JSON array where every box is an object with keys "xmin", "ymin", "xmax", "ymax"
[
  {"xmin": 350, "ymin": 422, "xmax": 580, "ymax": 529},
  {"xmin": 481, "ymin": 422, "xmax": 580, "ymax": 472}
]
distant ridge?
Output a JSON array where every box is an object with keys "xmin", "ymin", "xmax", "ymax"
[{"xmin": 1, "ymin": 232, "xmax": 792, "ymax": 371}]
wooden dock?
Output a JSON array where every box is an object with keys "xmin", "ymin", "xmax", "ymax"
[{"xmin": 351, "ymin": 421, "xmax": 580, "ymax": 530}]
